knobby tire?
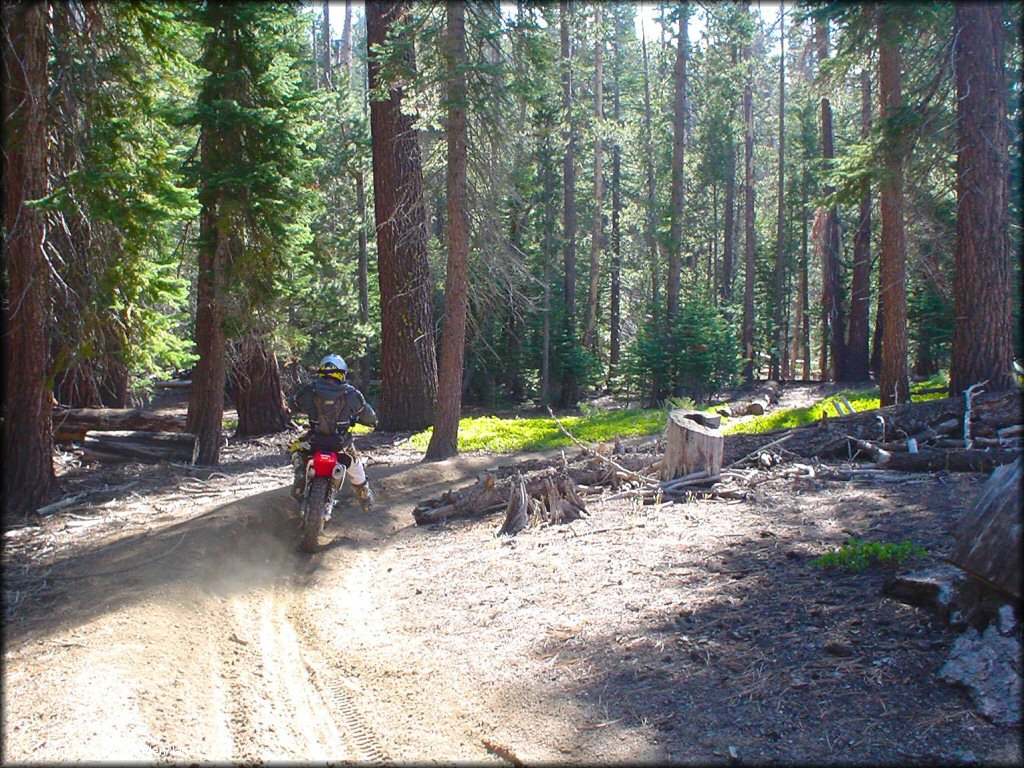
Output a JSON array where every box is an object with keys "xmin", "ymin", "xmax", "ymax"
[{"xmin": 301, "ymin": 476, "xmax": 331, "ymax": 553}]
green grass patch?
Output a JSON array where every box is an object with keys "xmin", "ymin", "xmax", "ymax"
[
  {"xmin": 409, "ymin": 409, "xmax": 667, "ymax": 454},
  {"xmin": 723, "ymin": 376, "xmax": 950, "ymax": 436},
  {"xmin": 811, "ymin": 537, "xmax": 928, "ymax": 572}
]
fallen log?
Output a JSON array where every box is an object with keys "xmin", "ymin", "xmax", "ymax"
[
  {"xmin": 152, "ymin": 379, "xmax": 192, "ymax": 389},
  {"xmin": 412, "ymin": 464, "xmax": 589, "ymax": 528},
  {"xmin": 53, "ymin": 407, "xmax": 188, "ymax": 442},
  {"xmin": 880, "ymin": 447, "xmax": 1021, "ymax": 473},
  {"xmin": 717, "ymin": 380, "xmax": 781, "ymax": 417},
  {"xmin": 78, "ymin": 430, "xmax": 197, "ymax": 464},
  {"xmin": 846, "ymin": 436, "xmax": 892, "ymax": 465}
]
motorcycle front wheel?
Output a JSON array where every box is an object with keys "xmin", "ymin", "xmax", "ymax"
[{"xmin": 300, "ymin": 476, "xmax": 331, "ymax": 553}]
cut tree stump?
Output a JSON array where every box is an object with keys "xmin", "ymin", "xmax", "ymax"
[
  {"xmin": 660, "ymin": 409, "xmax": 723, "ymax": 482},
  {"xmin": 948, "ymin": 457, "xmax": 1022, "ymax": 601},
  {"xmin": 79, "ymin": 430, "xmax": 197, "ymax": 464},
  {"xmin": 53, "ymin": 407, "xmax": 188, "ymax": 442}
]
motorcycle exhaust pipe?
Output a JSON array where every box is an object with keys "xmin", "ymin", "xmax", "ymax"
[{"xmin": 332, "ymin": 464, "xmax": 346, "ymax": 481}]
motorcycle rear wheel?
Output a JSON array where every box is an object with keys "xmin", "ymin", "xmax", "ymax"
[{"xmin": 300, "ymin": 476, "xmax": 331, "ymax": 553}]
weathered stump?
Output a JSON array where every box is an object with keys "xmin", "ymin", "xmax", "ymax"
[
  {"xmin": 660, "ymin": 409, "xmax": 723, "ymax": 482},
  {"xmin": 949, "ymin": 457, "xmax": 1022, "ymax": 600}
]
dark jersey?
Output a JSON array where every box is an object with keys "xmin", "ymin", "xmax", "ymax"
[{"xmin": 290, "ymin": 379, "xmax": 377, "ymax": 438}]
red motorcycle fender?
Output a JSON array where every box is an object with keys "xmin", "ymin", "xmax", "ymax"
[{"xmin": 311, "ymin": 451, "xmax": 338, "ymax": 477}]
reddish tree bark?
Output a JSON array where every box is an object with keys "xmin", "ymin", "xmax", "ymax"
[
  {"xmin": 230, "ymin": 334, "xmax": 290, "ymax": 437},
  {"xmin": 845, "ymin": 67, "xmax": 873, "ymax": 382},
  {"xmin": 367, "ymin": 1, "xmax": 438, "ymax": 431},
  {"xmin": 2, "ymin": 0, "xmax": 55, "ymax": 517},
  {"xmin": 187, "ymin": 177, "xmax": 230, "ymax": 464},
  {"xmin": 425, "ymin": 1, "xmax": 469, "ymax": 461},
  {"xmin": 877, "ymin": 9, "xmax": 910, "ymax": 406},
  {"xmin": 816, "ymin": 19, "xmax": 847, "ymax": 381},
  {"xmin": 950, "ymin": 3, "xmax": 1015, "ymax": 394}
]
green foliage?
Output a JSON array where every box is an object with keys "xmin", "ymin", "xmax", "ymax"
[
  {"xmin": 189, "ymin": 2, "xmax": 319, "ymax": 331},
  {"xmin": 44, "ymin": 2, "xmax": 201, "ymax": 400},
  {"xmin": 724, "ymin": 377, "xmax": 948, "ymax": 435},
  {"xmin": 619, "ymin": 295, "xmax": 741, "ymax": 404},
  {"xmin": 409, "ymin": 408, "xmax": 666, "ymax": 454},
  {"xmin": 811, "ymin": 538, "xmax": 928, "ymax": 572}
]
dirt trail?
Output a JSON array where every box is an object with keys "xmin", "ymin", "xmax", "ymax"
[
  {"xmin": 3, "ymin": 393, "xmax": 1022, "ymax": 765},
  {"xmin": 2, "ymin": 447, "xmax": 562, "ymax": 764}
]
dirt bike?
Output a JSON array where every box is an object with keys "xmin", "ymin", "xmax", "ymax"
[{"xmin": 292, "ymin": 434, "xmax": 353, "ymax": 553}]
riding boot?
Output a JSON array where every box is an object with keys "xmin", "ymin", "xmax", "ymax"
[
  {"xmin": 352, "ymin": 481, "xmax": 374, "ymax": 513},
  {"xmin": 291, "ymin": 463, "xmax": 306, "ymax": 502}
]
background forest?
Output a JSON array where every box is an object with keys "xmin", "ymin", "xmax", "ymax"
[{"xmin": 3, "ymin": 1, "xmax": 1022, "ymax": 516}]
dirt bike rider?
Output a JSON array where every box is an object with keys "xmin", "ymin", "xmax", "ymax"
[{"xmin": 288, "ymin": 354, "xmax": 377, "ymax": 513}]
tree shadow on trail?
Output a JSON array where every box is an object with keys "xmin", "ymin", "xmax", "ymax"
[
  {"xmin": 3, "ymin": 485, "xmax": 382, "ymax": 647},
  {"xmin": 511, "ymin": 475, "xmax": 1011, "ymax": 766}
]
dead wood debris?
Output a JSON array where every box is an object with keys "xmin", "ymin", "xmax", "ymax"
[{"xmin": 412, "ymin": 388, "xmax": 1022, "ymax": 533}]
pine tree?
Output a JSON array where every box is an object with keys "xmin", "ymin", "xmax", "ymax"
[
  {"xmin": 949, "ymin": 2, "xmax": 1015, "ymax": 394},
  {"xmin": 2, "ymin": 0, "xmax": 54, "ymax": 517},
  {"xmin": 366, "ymin": 1, "xmax": 438, "ymax": 430},
  {"xmin": 188, "ymin": 2, "xmax": 318, "ymax": 459},
  {"xmin": 425, "ymin": 1, "xmax": 469, "ymax": 461}
]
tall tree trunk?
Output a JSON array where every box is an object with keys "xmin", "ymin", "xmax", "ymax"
[
  {"xmin": 584, "ymin": 5, "xmax": 603, "ymax": 351},
  {"xmin": 712, "ymin": 181, "xmax": 720, "ymax": 302},
  {"xmin": 341, "ymin": 0, "xmax": 353, "ymax": 81},
  {"xmin": 608, "ymin": 18, "xmax": 623, "ymax": 388},
  {"xmin": 846, "ymin": 67, "xmax": 873, "ymax": 381},
  {"xmin": 355, "ymin": 170, "xmax": 371, "ymax": 390},
  {"xmin": 425, "ymin": 2, "xmax": 468, "ymax": 461},
  {"xmin": 540, "ymin": 140, "xmax": 555, "ymax": 406},
  {"xmin": 741, "ymin": 18, "xmax": 756, "ymax": 382},
  {"xmin": 817, "ymin": 19, "xmax": 847, "ymax": 381},
  {"xmin": 189, "ymin": 7, "xmax": 252, "ymax": 466},
  {"xmin": 870, "ymin": 302, "xmax": 884, "ymax": 377},
  {"xmin": 188, "ymin": 158, "xmax": 229, "ymax": 465},
  {"xmin": 769, "ymin": 5, "xmax": 787, "ymax": 381},
  {"xmin": 722, "ymin": 130, "xmax": 736, "ymax": 303},
  {"xmin": 559, "ymin": 1, "xmax": 579, "ymax": 406},
  {"xmin": 877, "ymin": 8, "xmax": 910, "ymax": 406},
  {"xmin": 722, "ymin": 45, "xmax": 738, "ymax": 305},
  {"xmin": 667, "ymin": 4, "xmax": 689, "ymax": 320},
  {"xmin": 2, "ymin": 0, "xmax": 54, "ymax": 517},
  {"xmin": 950, "ymin": 3, "xmax": 1014, "ymax": 394},
  {"xmin": 321, "ymin": 1, "xmax": 332, "ymax": 89},
  {"xmin": 230, "ymin": 333, "xmax": 290, "ymax": 437},
  {"xmin": 641, "ymin": 28, "xmax": 660, "ymax": 327},
  {"xmin": 367, "ymin": 2, "xmax": 438, "ymax": 430},
  {"xmin": 798, "ymin": 175, "xmax": 810, "ymax": 380}
]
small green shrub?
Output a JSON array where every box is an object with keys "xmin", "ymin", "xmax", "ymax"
[{"xmin": 811, "ymin": 538, "xmax": 928, "ymax": 572}]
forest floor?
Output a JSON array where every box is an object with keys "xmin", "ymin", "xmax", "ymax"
[{"xmin": 2, "ymin": 383, "xmax": 1022, "ymax": 765}]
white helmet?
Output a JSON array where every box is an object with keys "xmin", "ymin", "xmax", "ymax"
[{"xmin": 318, "ymin": 354, "xmax": 348, "ymax": 382}]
